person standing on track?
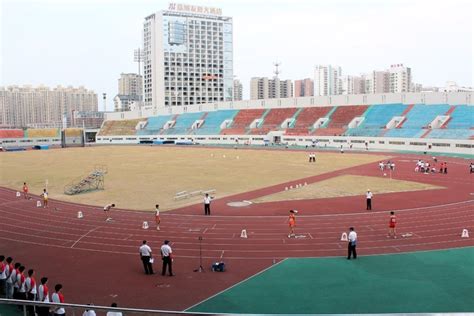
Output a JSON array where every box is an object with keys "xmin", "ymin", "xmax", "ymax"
[
  {"xmin": 366, "ymin": 189, "xmax": 373, "ymax": 210},
  {"xmin": 51, "ymin": 284, "xmax": 65, "ymax": 316},
  {"xmin": 161, "ymin": 240, "xmax": 174, "ymax": 276},
  {"xmin": 37, "ymin": 277, "xmax": 50, "ymax": 316},
  {"xmin": 388, "ymin": 211, "xmax": 397, "ymax": 238},
  {"xmin": 16, "ymin": 265, "xmax": 27, "ymax": 301},
  {"xmin": 203, "ymin": 193, "xmax": 213, "ymax": 216},
  {"xmin": 139, "ymin": 240, "xmax": 154, "ymax": 275},
  {"xmin": 347, "ymin": 227, "xmax": 357, "ymax": 260},
  {"xmin": 155, "ymin": 204, "xmax": 161, "ymax": 231},
  {"xmin": 25, "ymin": 269, "xmax": 37, "ymax": 316},
  {"xmin": 103, "ymin": 203, "xmax": 115, "ymax": 221},
  {"xmin": 288, "ymin": 210, "xmax": 297, "ymax": 238},
  {"xmin": 7, "ymin": 262, "xmax": 20, "ymax": 299},
  {"xmin": 41, "ymin": 189, "xmax": 48, "ymax": 208},
  {"xmin": 23, "ymin": 183, "xmax": 29, "ymax": 199},
  {"xmin": 443, "ymin": 161, "xmax": 448, "ymax": 174}
]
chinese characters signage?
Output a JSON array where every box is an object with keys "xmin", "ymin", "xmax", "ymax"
[{"xmin": 168, "ymin": 3, "xmax": 222, "ymax": 16}]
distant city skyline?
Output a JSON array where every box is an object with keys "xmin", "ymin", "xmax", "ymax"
[{"xmin": 1, "ymin": 0, "xmax": 472, "ymax": 110}]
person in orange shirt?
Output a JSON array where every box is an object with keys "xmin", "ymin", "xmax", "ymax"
[
  {"xmin": 388, "ymin": 211, "xmax": 397, "ymax": 238},
  {"xmin": 288, "ymin": 210, "xmax": 297, "ymax": 238},
  {"xmin": 22, "ymin": 182, "xmax": 29, "ymax": 200}
]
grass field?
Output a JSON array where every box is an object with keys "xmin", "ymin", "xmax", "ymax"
[
  {"xmin": 0, "ymin": 146, "xmax": 391, "ymax": 211},
  {"xmin": 252, "ymin": 174, "xmax": 444, "ymax": 203}
]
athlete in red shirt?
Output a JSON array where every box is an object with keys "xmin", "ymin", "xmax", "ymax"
[{"xmin": 388, "ymin": 211, "xmax": 397, "ymax": 238}]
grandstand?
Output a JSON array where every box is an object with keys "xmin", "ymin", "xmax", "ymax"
[
  {"xmin": 250, "ymin": 108, "xmax": 298, "ymax": 135},
  {"xmin": 194, "ymin": 109, "xmax": 238, "ymax": 135},
  {"xmin": 286, "ymin": 107, "xmax": 331, "ymax": 135},
  {"xmin": 0, "ymin": 129, "xmax": 24, "ymax": 138},
  {"xmin": 26, "ymin": 128, "xmax": 59, "ymax": 138},
  {"xmin": 98, "ymin": 119, "xmax": 142, "ymax": 136},
  {"xmin": 163, "ymin": 112, "xmax": 204, "ymax": 135},
  {"xmin": 222, "ymin": 108, "xmax": 266, "ymax": 135}
]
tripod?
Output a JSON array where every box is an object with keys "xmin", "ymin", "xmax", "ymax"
[{"xmin": 194, "ymin": 236, "xmax": 204, "ymax": 272}]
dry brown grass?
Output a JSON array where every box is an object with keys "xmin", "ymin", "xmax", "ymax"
[
  {"xmin": 0, "ymin": 146, "xmax": 389, "ymax": 211},
  {"xmin": 252, "ymin": 174, "xmax": 444, "ymax": 203}
]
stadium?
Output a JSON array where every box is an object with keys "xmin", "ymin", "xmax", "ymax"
[{"xmin": 1, "ymin": 91, "xmax": 473, "ymax": 314}]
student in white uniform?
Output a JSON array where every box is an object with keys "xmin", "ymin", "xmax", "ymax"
[{"xmin": 37, "ymin": 277, "xmax": 50, "ymax": 316}]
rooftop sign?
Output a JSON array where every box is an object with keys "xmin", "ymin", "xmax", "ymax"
[{"xmin": 168, "ymin": 3, "xmax": 222, "ymax": 16}]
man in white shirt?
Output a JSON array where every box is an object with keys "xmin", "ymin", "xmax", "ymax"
[
  {"xmin": 366, "ymin": 189, "xmax": 373, "ymax": 210},
  {"xmin": 204, "ymin": 194, "xmax": 212, "ymax": 215},
  {"xmin": 161, "ymin": 240, "xmax": 174, "ymax": 276},
  {"xmin": 139, "ymin": 240, "xmax": 154, "ymax": 275},
  {"xmin": 347, "ymin": 227, "xmax": 358, "ymax": 260},
  {"xmin": 82, "ymin": 304, "xmax": 96, "ymax": 316},
  {"xmin": 51, "ymin": 284, "xmax": 65, "ymax": 315},
  {"xmin": 37, "ymin": 277, "xmax": 50, "ymax": 316},
  {"xmin": 7, "ymin": 262, "xmax": 20, "ymax": 299},
  {"xmin": 106, "ymin": 303, "xmax": 123, "ymax": 316}
]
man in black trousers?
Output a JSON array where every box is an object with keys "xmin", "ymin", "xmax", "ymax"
[
  {"xmin": 204, "ymin": 193, "xmax": 212, "ymax": 215},
  {"xmin": 161, "ymin": 240, "xmax": 174, "ymax": 276},
  {"xmin": 139, "ymin": 240, "xmax": 154, "ymax": 274},
  {"xmin": 347, "ymin": 227, "xmax": 358, "ymax": 260}
]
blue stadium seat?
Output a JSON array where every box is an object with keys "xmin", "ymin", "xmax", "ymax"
[
  {"xmin": 194, "ymin": 110, "xmax": 239, "ymax": 135},
  {"xmin": 426, "ymin": 129, "xmax": 474, "ymax": 140},
  {"xmin": 164, "ymin": 112, "xmax": 204, "ymax": 135},
  {"xmin": 401, "ymin": 104, "xmax": 451, "ymax": 128},
  {"xmin": 447, "ymin": 105, "xmax": 474, "ymax": 129},
  {"xmin": 384, "ymin": 128, "xmax": 426, "ymax": 138},
  {"xmin": 137, "ymin": 115, "xmax": 174, "ymax": 135},
  {"xmin": 359, "ymin": 104, "xmax": 407, "ymax": 128}
]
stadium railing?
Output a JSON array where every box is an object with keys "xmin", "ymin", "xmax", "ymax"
[{"xmin": 0, "ymin": 298, "xmax": 216, "ymax": 316}]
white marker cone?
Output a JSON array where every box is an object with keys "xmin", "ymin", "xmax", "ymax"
[
  {"xmin": 142, "ymin": 221, "xmax": 149, "ymax": 229},
  {"xmin": 16, "ymin": 191, "xmax": 21, "ymax": 197},
  {"xmin": 340, "ymin": 232, "xmax": 348, "ymax": 241},
  {"xmin": 240, "ymin": 229, "xmax": 248, "ymax": 238},
  {"xmin": 77, "ymin": 211, "xmax": 83, "ymax": 219},
  {"xmin": 461, "ymin": 229, "xmax": 469, "ymax": 238},
  {"xmin": 36, "ymin": 201, "xmax": 42, "ymax": 208}
]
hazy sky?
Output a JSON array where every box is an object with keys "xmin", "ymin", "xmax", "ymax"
[{"xmin": 1, "ymin": 0, "xmax": 473, "ymax": 110}]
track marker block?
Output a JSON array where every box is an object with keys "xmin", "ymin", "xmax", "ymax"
[
  {"xmin": 289, "ymin": 185, "xmax": 293, "ymax": 190},
  {"xmin": 240, "ymin": 229, "xmax": 248, "ymax": 238},
  {"xmin": 285, "ymin": 187, "xmax": 288, "ymax": 191},
  {"xmin": 142, "ymin": 221, "xmax": 149, "ymax": 229},
  {"xmin": 304, "ymin": 182, "xmax": 307, "ymax": 186},
  {"xmin": 36, "ymin": 201, "xmax": 42, "ymax": 208},
  {"xmin": 402, "ymin": 233, "xmax": 413, "ymax": 238},
  {"xmin": 340, "ymin": 232, "xmax": 348, "ymax": 241},
  {"xmin": 77, "ymin": 211, "xmax": 83, "ymax": 219},
  {"xmin": 461, "ymin": 229, "xmax": 469, "ymax": 238},
  {"xmin": 16, "ymin": 191, "xmax": 21, "ymax": 197},
  {"xmin": 222, "ymin": 154, "xmax": 226, "ymax": 158},
  {"xmin": 236, "ymin": 156, "xmax": 239, "ymax": 159}
]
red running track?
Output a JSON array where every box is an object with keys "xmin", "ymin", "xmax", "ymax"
[{"xmin": 0, "ymin": 152, "xmax": 473, "ymax": 311}]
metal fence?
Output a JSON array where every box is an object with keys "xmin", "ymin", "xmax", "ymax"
[{"xmin": 0, "ymin": 298, "xmax": 215, "ymax": 316}]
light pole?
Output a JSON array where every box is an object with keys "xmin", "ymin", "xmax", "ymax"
[{"xmin": 102, "ymin": 93, "xmax": 107, "ymax": 112}]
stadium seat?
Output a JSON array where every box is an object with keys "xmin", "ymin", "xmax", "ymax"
[
  {"xmin": 222, "ymin": 109, "xmax": 265, "ymax": 135},
  {"xmin": 249, "ymin": 108, "xmax": 297, "ymax": 135},
  {"xmin": 0, "ymin": 129, "xmax": 24, "ymax": 138},
  {"xmin": 164, "ymin": 112, "xmax": 204, "ymax": 135},
  {"xmin": 194, "ymin": 110, "xmax": 239, "ymax": 135}
]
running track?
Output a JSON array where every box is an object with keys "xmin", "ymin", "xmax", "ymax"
[{"xmin": 0, "ymin": 151, "xmax": 473, "ymax": 311}]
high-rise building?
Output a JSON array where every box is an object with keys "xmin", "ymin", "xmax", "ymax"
[
  {"xmin": 389, "ymin": 64, "xmax": 411, "ymax": 93},
  {"xmin": 364, "ymin": 70, "xmax": 390, "ymax": 94},
  {"xmin": 294, "ymin": 78, "xmax": 314, "ymax": 97},
  {"xmin": 115, "ymin": 73, "xmax": 143, "ymax": 112},
  {"xmin": 339, "ymin": 75, "xmax": 365, "ymax": 95},
  {"xmin": 118, "ymin": 73, "xmax": 143, "ymax": 96},
  {"xmin": 0, "ymin": 85, "xmax": 98, "ymax": 128},
  {"xmin": 143, "ymin": 4, "xmax": 233, "ymax": 110},
  {"xmin": 233, "ymin": 79, "xmax": 243, "ymax": 101},
  {"xmin": 250, "ymin": 77, "xmax": 293, "ymax": 100},
  {"xmin": 314, "ymin": 65, "xmax": 342, "ymax": 96}
]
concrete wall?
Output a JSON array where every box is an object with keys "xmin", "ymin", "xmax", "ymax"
[{"xmin": 95, "ymin": 134, "xmax": 473, "ymax": 156}]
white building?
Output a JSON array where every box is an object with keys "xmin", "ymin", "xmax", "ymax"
[
  {"xmin": 389, "ymin": 64, "xmax": 412, "ymax": 93},
  {"xmin": 442, "ymin": 81, "xmax": 473, "ymax": 92},
  {"xmin": 143, "ymin": 3, "xmax": 233, "ymax": 110},
  {"xmin": 250, "ymin": 77, "xmax": 293, "ymax": 100},
  {"xmin": 233, "ymin": 79, "xmax": 243, "ymax": 101},
  {"xmin": 339, "ymin": 75, "xmax": 365, "ymax": 95},
  {"xmin": 115, "ymin": 73, "xmax": 143, "ymax": 112},
  {"xmin": 0, "ymin": 85, "xmax": 97, "ymax": 128},
  {"xmin": 314, "ymin": 65, "xmax": 341, "ymax": 96},
  {"xmin": 365, "ymin": 71, "xmax": 390, "ymax": 94}
]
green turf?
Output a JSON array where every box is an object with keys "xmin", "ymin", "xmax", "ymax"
[{"xmin": 187, "ymin": 247, "xmax": 474, "ymax": 314}]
